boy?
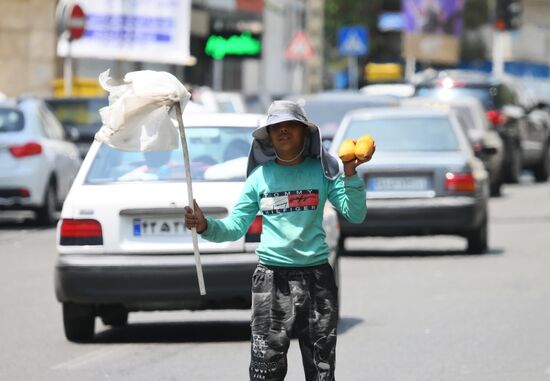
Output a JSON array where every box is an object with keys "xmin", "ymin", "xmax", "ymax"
[{"xmin": 184, "ymin": 100, "xmax": 373, "ymax": 380}]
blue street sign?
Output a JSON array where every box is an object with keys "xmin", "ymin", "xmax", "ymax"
[
  {"xmin": 338, "ymin": 26, "xmax": 368, "ymax": 56},
  {"xmin": 378, "ymin": 12, "xmax": 404, "ymax": 32}
]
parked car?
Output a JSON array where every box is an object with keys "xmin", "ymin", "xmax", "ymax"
[
  {"xmin": 287, "ymin": 91, "xmax": 399, "ymax": 147},
  {"xmin": 54, "ymin": 113, "xmax": 341, "ymax": 342},
  {"xmin": 45, "ymin": 96, "xmax": 108, "ymax": 158},
  {"xmin": 402, "ymin": 97, "xmax": 505, "ymax": 196},
  {"xmin": 0, "ymin": 97, "xmax": 81, "ymax": 224},
  {"xmin": 414, "ymin": 70, "xmax": 550, "ymax": 183},
  {"xmin": 329, "ymin": 107, "xmax": 490, "ymax": 254}
]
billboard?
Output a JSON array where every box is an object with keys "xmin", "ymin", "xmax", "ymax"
[
  {"xmin": 57, "ymin": 0, "xmax": 192, "ymax": 65},
  {"xmin": 402, "ymin": 0, "xmax": 465, "ymax": 36}
]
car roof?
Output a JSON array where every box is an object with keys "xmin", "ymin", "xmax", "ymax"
[
  {"xmin": 290, "ymin": 92, "xmax": 398, "ymax": 104},
  {"xmin": 178, "ymin": 112, "xmax": 265, "ymax": 128},
  {"xmin": 402, "ymin": 96, "xmax": 483, "ymax": 108},
  {"xmin": 413, "ymin": 69, "xmax": 502, "ymax": 87},
  {"xmin": 344, "ymin": 106, "xmax": 451, "ymax": 120}
]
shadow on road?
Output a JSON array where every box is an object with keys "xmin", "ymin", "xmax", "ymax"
[
  {"xmin": 0, "ymin": 212, "xmax": 57, "ymax": 230},
  {"xmin": 93, "ymin": 320, "xmax": 251, "ymax": 344},
  {"xmin": 342, "ymin": 247, "xmax": 504, "ymax": 258},
  {"xmin": 90, "ymin": 315, "xmax": 365, "ymax": 344},
  {"xmin": 338, "ymin": 316, "xmax": 363, "ymax": 334}
]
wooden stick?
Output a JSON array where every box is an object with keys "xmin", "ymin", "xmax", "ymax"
[{"xmin": 174, "ymin": 102, "xmax": 206, "ymax": 295}]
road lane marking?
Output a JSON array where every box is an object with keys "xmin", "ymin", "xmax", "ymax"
[{"xmin": 51, "ymin": 347, "xmax": 125, "ymax": 370}]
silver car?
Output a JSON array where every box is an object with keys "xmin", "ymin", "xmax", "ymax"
[
  {"xmin": 330, "ymin": 107, "xmax": 490, "ymax": 254},
  {"xmin": 402, "ymin": 97, "xmax": 505, "ymax": 196},
  {"xmin": 0, "ymin": 97, "xmax": 81, "ymax": 224}
]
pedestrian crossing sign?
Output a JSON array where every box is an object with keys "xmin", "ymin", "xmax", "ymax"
[{"xmin": 338, "ymin": 26, "xmax": 368, "ymax": 56}]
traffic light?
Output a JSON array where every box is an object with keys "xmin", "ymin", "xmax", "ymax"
[{"xmin": 495, "ymin": 0, "xmax": 522, "ymax": 31}]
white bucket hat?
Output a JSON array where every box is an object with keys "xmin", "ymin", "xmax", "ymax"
[
  {"xmin": 247, "ymin": 100, "xmax": 341, "ymax": 180},
  {"xmin": 252, "ymin": 100, "xmax": 317, "ymax": 140}
]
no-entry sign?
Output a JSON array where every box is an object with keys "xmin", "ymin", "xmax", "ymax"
[{"xmin": 57, "ymin": 2, "xmax": 86, "ymax": 40}]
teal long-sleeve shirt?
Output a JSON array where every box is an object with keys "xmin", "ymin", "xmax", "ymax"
[{"xmin": 201, "ymin": 158, "xmax": 367, "ymax": 266}]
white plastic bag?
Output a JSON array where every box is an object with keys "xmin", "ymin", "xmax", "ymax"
[{"xmin": 95, "ymin": 69, "xmax": 191, "ymax": 151}]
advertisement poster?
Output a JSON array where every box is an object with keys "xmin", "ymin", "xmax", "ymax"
[
  {"xmin": 402, "ymin": 0, "xmax": 465, "ymax": 36},
  {"xmin": 57, "ymin": 0, "xmax": 192, "ymax": 64}
]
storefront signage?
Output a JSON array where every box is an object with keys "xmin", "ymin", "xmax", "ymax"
[{"xmin": 204, "ymin": 32, "xmax": 261, "ymax": 60}]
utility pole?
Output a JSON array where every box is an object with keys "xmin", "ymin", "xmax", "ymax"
[{"xmin": 305, "ymin": 0, "xmax": 324, "ymax": 93}]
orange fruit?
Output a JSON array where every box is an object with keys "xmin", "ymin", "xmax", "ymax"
[
  {"xmin": 355, "ymin": 134, "xmax": 375, "ymax": 160},
  {"xmin": 338, "ymin": 139, "xmax": 356, "ymax": 162}
]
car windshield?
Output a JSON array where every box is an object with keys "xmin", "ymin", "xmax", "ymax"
[
  {"xmin": 46, "ymin": 98, "xmax": 108, "ymax": 131},
  {"xmin": 344, "ymin": 116, "xmax": 459, "ymax": 151},
  {"xmin": 86, "ymin": 127, "xmax": 254, "ymax": 183},
  {"xmin": 0, "ymin": 108, "xmax": 24, "ymax": 133},
  {"xmin": 416, "ymin": 87, "xmax": 494, "ymax": 110}
]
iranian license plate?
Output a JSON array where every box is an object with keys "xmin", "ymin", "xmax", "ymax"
[
  {"xmin": 368, "ymin": 176, "xmax": 430, "ymax": 192},
  {"xmin": 132, "ymin": 217, "xmax": 189, "ymax": 237}
]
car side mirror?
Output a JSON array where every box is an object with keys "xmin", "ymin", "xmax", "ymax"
[{"xmin": 502, "ymin": 105, "xmax": 525, "ymax": 120}]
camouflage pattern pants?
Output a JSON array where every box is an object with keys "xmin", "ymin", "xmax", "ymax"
[{"xmin": 249, "ymin": 262, "xmax": 339, "ymax": 381}]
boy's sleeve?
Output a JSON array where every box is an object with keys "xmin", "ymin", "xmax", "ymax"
[
  {"xmin": 200, "ymin": 176, "xmax": 260, "ymax": 242},
  {"xmin": 327, "ymin": 173, "xmax": 367, "ymax": 223}
]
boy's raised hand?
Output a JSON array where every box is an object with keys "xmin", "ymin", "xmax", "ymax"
[
  {"xmin": 342, "ymin": 144, "xmax": 376, "ymax": 177},
  {"xmin": 184, "ymin": 199, "xmax": 207, "ymax": 233}
]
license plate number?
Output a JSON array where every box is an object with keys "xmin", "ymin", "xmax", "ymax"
[
  {"xmin": 368, "ymin": 176, "xmax": 430, "ymax": 192},
  {"xmin": 133, "ymin": 218, "xmax": 189, "ymax": 236}
]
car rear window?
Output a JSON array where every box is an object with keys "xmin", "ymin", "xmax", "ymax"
[
  {"xmin": 343, "ymin": 116, "xmax": 459, "ymax": 151},
  {"xmin": 416, "ymin": 87, "xmax": 495, "ymax": 110},
  {"xmin": 86, "ymin": 127, "xmax": 254, "ymax": 183},
  {"xmin": 0, "ymin": 108, "xmax": 24, "ymax": 133},
  {"xmin": 303, "ymin": 99, "xmax": 394, "ymax": 137}
]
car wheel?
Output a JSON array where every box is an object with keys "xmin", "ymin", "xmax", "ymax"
[
  {"xmin": 101, "ymin": 310, "xmax": 129, "ymax": 327},
  {"xmin": 63, "ymin": 303, "xmax": 95, "ymax": 342},
  {"xmin": 505, "ymin": 143, "xmax": 522, "ymax": 183},
  {"xmin": 533, "ymin": 141, "xmax": 550, "ymax": 183},
  {"xmin": 489, "ymin": 175, "xmax": 502, "ymax": 197},
  {"xmin": 36, "ymin": 182, "xmax": 57, "ymax": 226},
  {"xmin": 466, "ymin": 216, "xmax": 488, "ymax": 255},
  {"xmin": 337, "ymin": 236, "xmax": 347, "ymax": 256}
]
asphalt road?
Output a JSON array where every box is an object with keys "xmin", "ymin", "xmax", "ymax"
[{"xmin": 1, "ymin": 177, "xmax": 549, "ymax": 381}]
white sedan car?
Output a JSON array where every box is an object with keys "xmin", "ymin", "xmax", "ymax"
[
  {"xmin": 55, "ymin": 113, "xmax": 340, "ymax": 342},
  {"xmin": 0, "ymin": 97, "xmax": 81, "ymax": 224}
]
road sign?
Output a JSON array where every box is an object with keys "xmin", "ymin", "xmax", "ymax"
[
  {"xmin": 66, "ymin": 4, "xmax": 86, "ymax": 40},
  {"xmin": 285, "ymin": 31, "xmax": 315, "ymax": 61},
  {"xmin": 338, "ymin": 26, "xmax": 368, "ymax": 56}
]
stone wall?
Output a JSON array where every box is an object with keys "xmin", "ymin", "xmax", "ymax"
[{"xmin": 0, "ymin": 0, "xmax": 56, "ymax": 97}]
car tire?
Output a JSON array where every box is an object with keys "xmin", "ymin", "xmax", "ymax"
[
  {"xmin": 505, "ymin": 143, "xmax": 522, "ymax": 184},
  {"xmin": 466, "ymin": 216, "xmax": 488, "ymax": 255},
  {"xmin": 533, "ymin": 141, "xmax": 550, "ymax": 183},
  {"xmin": 36, "ymin": 182, "xmax": 57, "ymax": 226},
  {"xmin": 489, "ymin": 175, "xmax": 503, "ymax": 197},
  {"xmin": 100, "ymin": 310, "xmax": 129, "ymax": 327},
  {"xmin": 337, "ymin": 236, "xmax": 347, "ymax": 256},
  {"xmin": 63, "ymin": 303, "xmax": 95, "ymax": 342}
]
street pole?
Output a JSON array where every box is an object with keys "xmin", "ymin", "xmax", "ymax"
[
  {"xmin": 348, "ymin": 56, "xmax": 358, "ymax": 89},
  {"xmin": 213, "ymin": 59, "xmax": 223, "ymax": 91},
  {"xmin": 64, "ymin": 33, "xmax": 73, "ymax": 97},
  {"xmin": 492, "ymin": 30, "xmax": 505, "ymax": 79}
]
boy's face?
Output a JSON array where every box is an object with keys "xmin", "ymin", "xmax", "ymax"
[{"xmin": 268, "ymin": 121, "xmax": 308, "ymax": 158}]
